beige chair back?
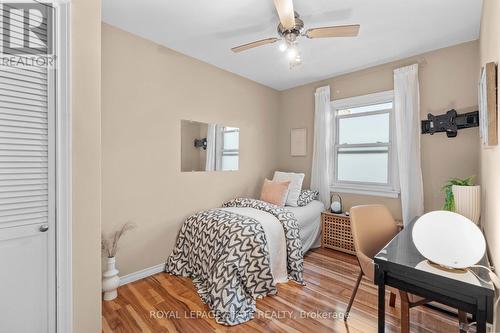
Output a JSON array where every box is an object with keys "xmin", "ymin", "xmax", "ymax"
[{"xmin": 350, "ymin": 205, "xmax": 399, "ymax": 280}]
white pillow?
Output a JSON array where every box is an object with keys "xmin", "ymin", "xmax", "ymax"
[{"xmin": 272, "ymin": 171, "xmax": 305, "ymax": 207}]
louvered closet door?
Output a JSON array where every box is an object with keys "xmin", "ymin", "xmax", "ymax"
[{"xmin": 0, "ymin": 4, "xmax": 56, "ymax": 333}]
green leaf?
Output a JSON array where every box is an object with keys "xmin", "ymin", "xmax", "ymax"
[{"xmin": 441, "ymin": 175, "xmax": 475, "ymax": 211}]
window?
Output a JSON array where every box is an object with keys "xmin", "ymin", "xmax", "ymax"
[
  {"xmin": 221, "ymin": 127, "xmax": 239, "ymax": 171},
  {"xmin": 331, "ymin": 91, "xmax": 399, "ymax": 197}
]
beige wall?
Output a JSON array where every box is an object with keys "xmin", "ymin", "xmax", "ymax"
[
  {"xmin": 479, "ymin": 2, "xmax": 500, "ymax": 326},
  {"xmin": 278, "ymin": 41, "xmax": 480, "ymax": 219},
  {"xmin": 101, "ymin": 24, "xmax": 280, "ymax": 276},
  {"xmin": 72, "ymin": 0, "xmax": 102, "ymax": 332}
]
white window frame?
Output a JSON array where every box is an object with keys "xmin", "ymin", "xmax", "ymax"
[
  {"xmin": 330, "ymin": 90, "xmax": 400, "ymax": 198},
  {"xmin": 220, "ymin": 127, "xmax": 239, "ymax": 171}
]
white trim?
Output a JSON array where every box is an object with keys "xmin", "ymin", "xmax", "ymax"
[
  {"xmin": 330, "ymin": 90, "xmax": 394, "ymax": 110},
  {"xmin": 119, "ymin": 264, "xmax": 166, "ymax": 286},
  {"xmin": 48, "ymin": 35, "xmax": 57, "ymax": 333},
  {"xmin": 330, "ymin": 90, "xmax": 400, "ymax": 197},
  {"xmin": 330, "ymin": 185, "xmax": 400, "ymax": 198},
  {"xmin": 55, "ymin": 3, "xmax": 72, "ymax": 333}
]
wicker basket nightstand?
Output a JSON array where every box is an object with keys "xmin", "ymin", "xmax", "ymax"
[{"xmin": 321, "ymin": 211, "xmax": 356, "ymax": 255}]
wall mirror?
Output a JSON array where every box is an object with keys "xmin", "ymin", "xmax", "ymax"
[{"xmin": 181, "ymin": 120, "xmax": 239, "ymax": 172}]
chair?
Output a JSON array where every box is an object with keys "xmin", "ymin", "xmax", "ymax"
[
  {"xmin": 346, "ymin": 204, "xmax": 468, "ymax": 333},
  {"xmin": 345, "ymin": 205, "xmax": 399, "ymax": 321}
]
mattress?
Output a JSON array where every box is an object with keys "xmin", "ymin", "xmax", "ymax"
[{"xmin": 285, "ymin": 200, "xmax": 325, "ymax": 254}]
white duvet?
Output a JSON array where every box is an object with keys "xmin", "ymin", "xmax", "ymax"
[
  {"xmin": 221, "ymin": 200, "xmax": 324, "ymax": 284},
  {"xmin": 285, "ymin": 200, "xmax": 324, "ymax": 252}
]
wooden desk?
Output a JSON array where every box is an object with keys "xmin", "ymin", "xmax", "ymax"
[{"xmin": 374, "ymin": 218, "xmax": 495, "ymax": 333}]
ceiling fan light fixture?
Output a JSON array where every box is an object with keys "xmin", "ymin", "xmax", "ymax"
[
  {"xmin": 278, "ymin": 42, "xmax": 288, "ymax": 52},
  {"xmin": 284, "ymin": 31, "xmax": 298, "ymax": 43},
  {"xmin": 289, "ymin": 55, "xmax": 302, "ymax": 69},
  {"xmin": 286, "ymin": 45, "xmax": 298, "ymax": 60},
  {"xmin": 288, "ymin": 44, "xmax": 302, "ymax": 69}
]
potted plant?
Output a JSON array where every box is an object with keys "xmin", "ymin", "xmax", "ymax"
[
  {"xmin": 101, "ymin": 222, "xmax": 136, "ymax": 301},
  {"xmin": 442, "ymin": 176, "xmax": 480, "ymax": 224}
]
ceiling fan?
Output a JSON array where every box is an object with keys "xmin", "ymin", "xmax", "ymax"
[{"xmin": 230, "ymin": 0, "xmax": 360, "ymax": 68}]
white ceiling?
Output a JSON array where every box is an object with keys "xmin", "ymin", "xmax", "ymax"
[{"xmin": 102, "ymin": 0, "xmax": 483, "ymax": 91}]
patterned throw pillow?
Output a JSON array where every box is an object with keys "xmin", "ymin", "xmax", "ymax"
[{"xmin": 297, "ymin": 190, "xmax": 319, "ymax": 207}]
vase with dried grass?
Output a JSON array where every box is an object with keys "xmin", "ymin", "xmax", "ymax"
[{"xmin": 101, "ymin": 222, "xmax": 135, "ymax": 301}]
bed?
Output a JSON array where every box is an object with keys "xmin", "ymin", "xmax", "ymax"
[
  {"xmin": 286, "ymin": 200, "xmax": 324, "ymax": 252},
  {"xmin": 222, "ymin": 199, "xmax": 324, "ymax": 283},
  {"xmin": 165, "ymin": 198, "xmax": 324, "ymax": 325}
]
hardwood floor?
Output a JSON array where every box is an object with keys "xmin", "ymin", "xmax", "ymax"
[{"xmin": 102, "ymin": 248, "xmax": 466, "ymax": 333}]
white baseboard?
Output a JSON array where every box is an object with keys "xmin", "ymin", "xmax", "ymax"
[{"xmin": 119, "ymin": 263, "xmax": 165, "ymax": 286}]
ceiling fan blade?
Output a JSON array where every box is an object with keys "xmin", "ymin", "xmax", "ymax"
[
  {"xmin": 231, "ymin": 38, "xmax": 279, "ymax": 53},
  {"xmin": 305, "ymin": 24, "xmax": 360, "ymax": 39},
  {"xmin": 273, "ymin": 0, "xmax": 296, "ymax": 30}
]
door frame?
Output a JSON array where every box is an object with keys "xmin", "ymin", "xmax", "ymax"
[{"xmin": 54, "ymin": 2, "xmax": 72, "ymax": 332}]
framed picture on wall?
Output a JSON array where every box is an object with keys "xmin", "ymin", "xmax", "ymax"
[
  {"xmin": 479, "ymin": 62, "xmax": 498, "ymax": 146},
  {"xmin": 290, "ymin": 128, "xmax": 307, "ymax": 156}
]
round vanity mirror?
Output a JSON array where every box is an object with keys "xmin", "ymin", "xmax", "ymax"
[{"xmin": 412, "ymin": 211, "xmax": 486, "ymax": 269}]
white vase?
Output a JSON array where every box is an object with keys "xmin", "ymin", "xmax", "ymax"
[
  {"xmin": 452, "ymin": 185, "xmax": 481, "ymax": 224},
  {"xmin": 102, "ymin": 257, "xmax": 120, "ymax": 301}
]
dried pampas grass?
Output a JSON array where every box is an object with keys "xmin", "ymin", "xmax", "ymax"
[{"xmin": 102, "ymin": 222, "xmax": 136, "ymax": 258}]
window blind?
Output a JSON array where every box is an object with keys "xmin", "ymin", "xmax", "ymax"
[{"xmin": 0, "ymin": 4, "xmax": 50, "ymax": 229}]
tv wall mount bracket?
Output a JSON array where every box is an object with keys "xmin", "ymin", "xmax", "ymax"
[{"xmin": 421, "ymin": 109, "xmax": 479, "ymax": 138}]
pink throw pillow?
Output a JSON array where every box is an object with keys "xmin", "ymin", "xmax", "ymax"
[{"xmin": 260, "ymin": 179, "xmax": 290, "ymax": 206}]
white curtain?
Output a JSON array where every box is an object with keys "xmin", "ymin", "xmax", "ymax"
[
  {"xmin": 215, "ymin": 125, "xmax": 224, "ymax": 171},
  {"xmin": 205, "ymin": 124, "xmax": 224, "ymax": 171},
  {"xmin": 205, "ymin": 124, "xmax": 217, "ymax": 171},
  {"xmin": 394, "ymin": 64, "xmax": 424, "ymax": 225},
  {"xmin": 311, "ymin": 86, "xmax": 333, "ymax": 208}
]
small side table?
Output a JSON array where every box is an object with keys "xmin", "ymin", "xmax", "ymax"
[{"xmin": 321, "ymin": 211, "xmax": 356, "ymax": 255}]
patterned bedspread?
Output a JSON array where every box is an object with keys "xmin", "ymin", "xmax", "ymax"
[{"xmin": 165, "ymin": 198, "xmax": 304, "ymax": 325}]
